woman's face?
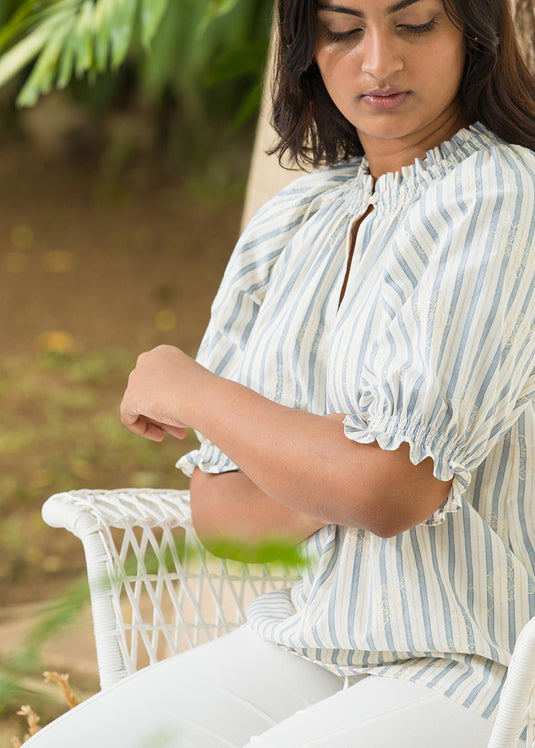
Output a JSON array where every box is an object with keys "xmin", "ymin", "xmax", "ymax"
[{"xmin": 315, "ymin": 0, "xmax": 467, "ymax": 149}]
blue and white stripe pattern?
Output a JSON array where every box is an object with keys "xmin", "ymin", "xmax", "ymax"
[{"xmin": 177, "ymin": 122, "xmax": 535, "ymax": 724}]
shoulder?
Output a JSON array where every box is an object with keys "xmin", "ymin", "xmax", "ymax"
[
  {"xmin": 465, "ymin": 141, "xmax": 535, "ymax": 243},
  {"xmin": 455, "ymin": 132, "xmax": 535, "ymax": 205},
  {"xmin": 425, "ymin": 130, "xmax": 535, "ymax": 241},
  {"xmin": 430, "ymin": 136, "xmax": 535, "ymax": 278},
  {"xmin": 215, "ymin": 159, "xmax": 362, "ymax": 294},
  {"xmin": 244, "ymin": 159, "xmax": 362, "ymax": 236}
]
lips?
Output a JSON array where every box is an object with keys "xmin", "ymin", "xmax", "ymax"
[
  {"xmin": 363, "ymin": 88, "xmax": 407, "ymax": 97},
  {"xmin": 361, "ymin": 88, "xmax": 411, "ymax": 109}
]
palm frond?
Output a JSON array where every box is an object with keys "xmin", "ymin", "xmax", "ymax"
[{"xmin": 0, "ymin": 0, "xmax": 171, "ymax": 106}]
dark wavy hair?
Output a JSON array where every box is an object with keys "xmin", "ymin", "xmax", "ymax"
[{"xmin": 270, "ymin": 0, "xmax": 535, "ymax": 167}]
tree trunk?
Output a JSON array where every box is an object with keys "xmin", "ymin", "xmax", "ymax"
[{"xmin": 512, "ymin": 0, "xmax": 535, "ymax": 73}]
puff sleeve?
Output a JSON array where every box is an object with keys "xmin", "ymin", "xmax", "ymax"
[{"xmin": 342, "ymin": 147, "xmax": 535, "ymax": 525}]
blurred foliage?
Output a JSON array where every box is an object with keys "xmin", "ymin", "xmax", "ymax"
[
  {"xmin": 0, "ymin": 576, "xmax": 90, "ymax": 714},
  {"xmin": 0, "ymin": 0, "xmax": 274, "ymax": 170}
]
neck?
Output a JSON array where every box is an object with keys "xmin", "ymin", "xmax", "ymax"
[{"xmin": 360, "ymin": 107, "xmax": 469, "ymax": 180}]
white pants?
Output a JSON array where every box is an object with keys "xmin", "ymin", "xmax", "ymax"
[{"xmin": 26, "ymin": 626, "xmax": 502, "ymax": 747}]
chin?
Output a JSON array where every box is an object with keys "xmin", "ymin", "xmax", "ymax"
[
  {"xmin": 356, "ymin": 123, "xmax": 421, "ymax": 142},
  {"xmin": 355, "ymin": 112, "xmax": 440, "ymax": 143}
]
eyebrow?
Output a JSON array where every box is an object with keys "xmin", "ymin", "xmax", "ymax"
[{"xmin": 316, "ymin": 0, "xmax": 423, "ymax": 18}]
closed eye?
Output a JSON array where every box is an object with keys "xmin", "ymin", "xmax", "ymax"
[
  {"xmin": 397, "ymin": 17, "xmax": 439, "ymax": 34},
  {"xmin": 320, "ymin": 15, "xmax": 440, "ymax": 43},
  {"xmin": 321, "ymin": 27, "xmax": 364, "ymax": 43}
]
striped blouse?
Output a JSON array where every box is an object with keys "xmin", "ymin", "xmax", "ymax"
[{"xmin": 178, "ymin": 122, "xmax": 535, "ymax": 725}]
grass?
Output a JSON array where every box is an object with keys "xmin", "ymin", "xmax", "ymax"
[{"xmin": 0, "ymin": 345, "xmax": 196, "ymax": 601}]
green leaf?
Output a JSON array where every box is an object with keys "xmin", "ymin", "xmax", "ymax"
[
  {"xmin": 109, "ymin": 0, "xmax": 138, "ymax": 68},
  {"xmin": 57, "ymin": 29, "xmax": 76, "ymax": 87},
  {"xmin": 93, "ymin": 0, "xmax": 114, "ymax": 70},
  {"xmin": 0, "ymin": 25, "xmax": 49, "ymax": 89},
  {"xmin": 0, "ymin": 0, "xmax": 78, "ymax": 52},
  {"xmin": 0, "ymin": 0, "xmax": 79, "ymax": 99},
  {"xmin": 17, "ymin": 22, "xmax": 71, "ymax": 106},
  {"xmin": 73, "ymin": 0, "xmax": 95, "ymax": 77},
  {"xmin": 231, "ymin": 81, "xmax": 262, "ymax": 130},
  {"xmin": 0, "ymin": 0, "xmax": 56, "ymax": 50},
  {"xmin": 208, "ymin": 39, "xmax": 267, "ymax": 84},
  {"xmin": 140, "ymin": 0, "xmax": 169, "ymax": 49},
  {"xmin": 203, "ymin": 0, "xmax": 241, "ymax": 23}
]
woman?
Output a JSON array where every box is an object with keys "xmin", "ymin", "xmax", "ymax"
[{"xmin": 28, "ymin": 0, "xmax": 535, "ymax": 745}]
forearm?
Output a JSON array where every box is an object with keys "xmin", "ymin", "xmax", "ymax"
[
  {"xmin": 121, "ymin": 346, "xmax": 452, "ymax": 537},
  {"xmin": 183, "ymin": 366, "xmax": 449, "ymax": 536},
  {"xmin": 189, "ymin": 468, "xmax": 327, "ymax": 560}
]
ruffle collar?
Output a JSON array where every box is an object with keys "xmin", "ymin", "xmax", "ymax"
[{"xmin": 345, "ymin": 121, "xmax": 505, "ymax": 213}]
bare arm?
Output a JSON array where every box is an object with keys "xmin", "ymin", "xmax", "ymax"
[
  {"xmin": 121, "ymin": 346, "xmax": 452, "ymax": 538},
  {"xmin": 189, "ymin": 468, "xmax": 327, "ymax": 560}
]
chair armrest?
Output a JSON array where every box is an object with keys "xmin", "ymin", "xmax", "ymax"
[
  {"xmin": 42, "ymin": 488, "xmax": 195, "ymax": 534},
  {"xmin": 42, "ymin": 489, "xmax": 297, "ymax": 690},
  {"xmin": 487, "ymin": 614, "xmax": 535, "ymax": 747}
]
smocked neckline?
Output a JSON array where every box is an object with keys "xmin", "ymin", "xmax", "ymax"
[{"xmin": 346, "ymin": 121, "xmax": 504, "ymax": 213}]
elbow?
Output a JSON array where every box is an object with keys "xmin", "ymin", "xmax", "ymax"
[
  {"xmin": 337, "ymin": 440, "xmax": 452, "ymax": 537},
  {"xmin": 368, "ymin": 520, "xmax": 405, "ymax": 539},
  {"xmin": 347, "ymin": 489, "xmax": 450, "ymax": 539},
  {"xmin": 364, "ymin": 500, "xmax": 411, "ymax": 537},
  {"xmin": 342, "ymin": 493, "xmax": 420, "ymax": 539},
  {"xmin": 353, "ymin": 512, "xmax": 404, "ymax": 539}
]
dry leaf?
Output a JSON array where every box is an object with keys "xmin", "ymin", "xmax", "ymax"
[
  {"xmin": 13, "ymin": 704, "xmax": 41, "ymax": 742},
  {"xmin": 43, "ymin": 671, "xmax": 80, "ymax": 708}
]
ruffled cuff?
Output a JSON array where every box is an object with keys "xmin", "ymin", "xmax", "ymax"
[
  {"xmin": 176, "ymin": 439, "xmax": 239, "ymax": 478},
  {"xmin": 343, "ymin": 413, "xmax": 471, "ymax": 526}
]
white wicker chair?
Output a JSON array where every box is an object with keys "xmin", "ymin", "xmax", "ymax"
[
  {"xmin": 42, "ymin": 487, "xmax": 535, "ymax": 747},
  {"xmin": 41, "ymin": 489, "xmax": 298, "ymax": 690}
]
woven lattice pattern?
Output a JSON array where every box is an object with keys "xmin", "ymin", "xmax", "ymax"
[{"xmin": 42, "ymin": 489, "xmax": 297, "ymax": 688}]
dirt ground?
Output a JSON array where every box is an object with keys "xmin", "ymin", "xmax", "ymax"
[{"xmin": 0, "ymin": 142, "xmax": 242, "ymax": 357}]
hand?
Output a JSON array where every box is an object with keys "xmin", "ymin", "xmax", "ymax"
[{"xmin": 120, "ymin": 345, "xmax": 204, "ymax": 442}]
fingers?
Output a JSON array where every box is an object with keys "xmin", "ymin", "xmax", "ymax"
[
  {"xmin": 120, "ymin": 345, "xmax": 193, "ymax": 441},
  {"xmin": 161, "ymin": 424, "xmax": 189, "ymax": 440},
  {"xmin": 120, "ymin": 396, "xmax": 188, "ymax": 441},
  {"xmin": 122, "ymin": 412, "xmax": 165, "ymax": 442},
  {"xmin": 127, "ymin": 418, "xmax": 187, "ymax": 442},
  {"xmin": 138, "ymin": 420, "xmax": 165, "ymax": 442}
]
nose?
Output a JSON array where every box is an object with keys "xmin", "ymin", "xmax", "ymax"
[{"xmin": 360, "ymin": 28, "xmax": 404, "ymax": 79}]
